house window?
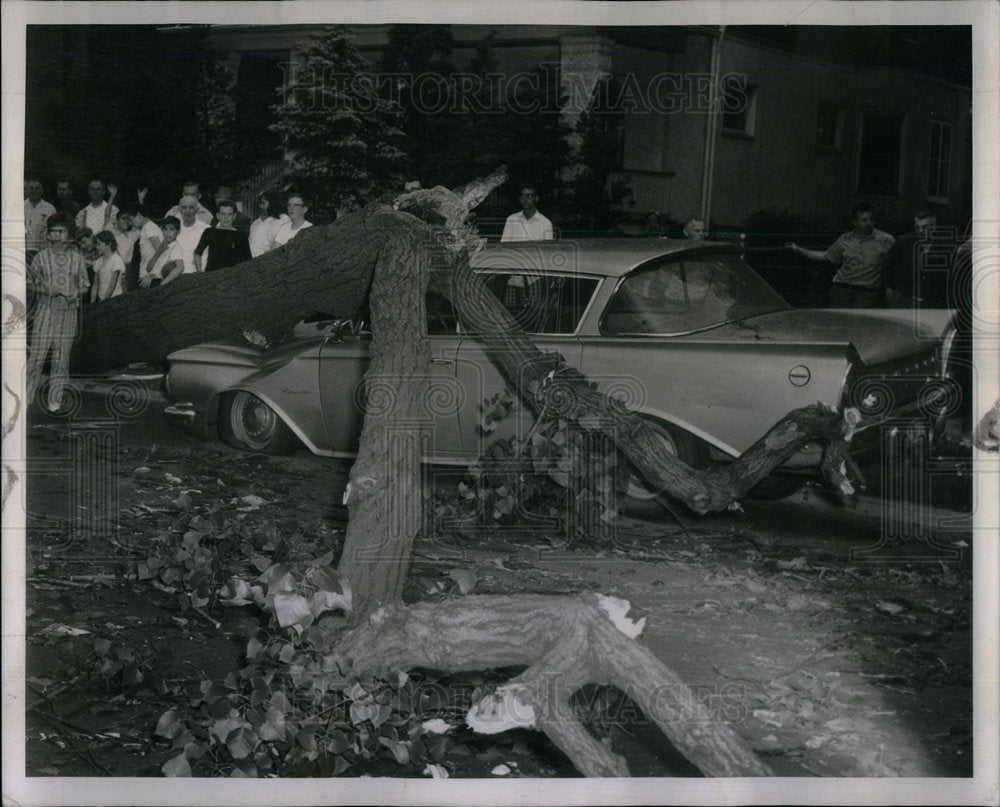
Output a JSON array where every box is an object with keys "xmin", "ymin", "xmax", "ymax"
[
  {"xmin": 721, "ymin": 79, "xmax": 756, "ymax": 137},
  {"xmin": 858, "ymin": 113, "xmax": 903, "ymax": 196},
  {"xmin": 927, "ymin": 120, "xmax": 952, "ymax": 199},
  {"xmin": 816, "ymin": 105, "xmax": 844, "ymax": 151}
]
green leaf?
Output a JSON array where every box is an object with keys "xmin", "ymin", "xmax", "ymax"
[
  {"xmin": 246, "ymin": 636, "xmax": 264, "ymax": 661},
  {"xmin": 326, "ymin": 728, "xmax": 351, "ymax": 754},
  {"xmin": 309, "ymin": 567, "xmax": 343, "ymax": 594},
  {"xmin": 496, "ymin": 495, "xmax": 515, "ymax": 515},
  {"xmin": 257, "ymin": 707, "xmax": 286, "ymax": 742},
  {"xmin": 161, "ymin": 752, "xmax": 191, "ymax": 777},
  {"xmin": 548, "ymin": 469, "xmax": 570, "ymax": 488},
  {"xmin": 426, "ymin": 734, "xmax": 449, "ymax": 763},
  {"xmin": 310, "ymin": 588, "xmax": 351, "ymax": 616},
  {"xmin": 371, "ymin": 703, "xmax": 391, "ymax": 729},
  {"xmin": 309, "ymin": 549, "xmax": 336, "ymax": 567},
  {"xmin": 273, "ymin": 592, "xmax": 313, "ymax": 628},
  {"xmin": 226, "ymin": 727, "xmax": 257, "ymax": 760},
  {"xmin": 378, "ymin": 736, "xmax": 411, "ymax": 765},
  {"xmin": 210, "ymin": 715, "xmax": 243, "ymax": 744},
  {"xmin": 297, "ymin": 727, "xmax": 318, "ymax": 752},
  {"xmin": 258, "ymin": 564, "xmax": 296, "ymax": 593},
  {"xmin": 350, "ymin": 701, "xmax": 376, "ymax": 726},
  {"xmin": 183, "ymin": 740, "xmax": 208, "ymax": 761},
  {"xmin": 155, "ymin": 709, "xmax": 185, "ymax": 740}
]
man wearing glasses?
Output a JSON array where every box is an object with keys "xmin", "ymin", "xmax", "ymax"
[
  {"xmin": 500, "ymin": 186, "xmax": 554, "ymax": 242},
  {"xmin": 273, "ymin": 193, "xmax": 313, "ymax": 246}
]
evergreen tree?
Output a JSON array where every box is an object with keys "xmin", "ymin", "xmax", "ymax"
[
  {"xmin": 271, "ymin": 26, "xmax": 407, "ymax": 222},
  {"xmin": 376, "ymin": 27, "xmax": 571, "ymax": 208},
  {"xmin": 380, "ymin": 25, "xmax": 456, "ymax": 183},
  {"xmin": 560, "ymin": 75, "xmax": 629, "ymax": 237},
  {"xmin": 451, "ymin": 33, "xmax": 571, "ymax": 217}
]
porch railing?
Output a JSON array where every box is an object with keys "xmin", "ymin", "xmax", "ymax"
[
  {"xmin": 608, "ymin": 169, "xmax": 675, "ymax": 219},
  {"xmin": 238, "ymin": 160, "xmax": 287, "ymax": 217}
]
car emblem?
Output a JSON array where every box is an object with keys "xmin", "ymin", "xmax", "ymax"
[{"xmin": 788, "ymin": 365, "xmax": 810, "ymax": 387}]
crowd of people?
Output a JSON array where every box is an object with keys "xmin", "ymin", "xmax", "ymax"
[
  {"xmin": 22, "ymin": 177, "xmax": 314, "ymax": 413},
  {"xmin": 22, "ymin": 175, "xmax": 961, "ymax": 415},
  {"xmin": 24, "ymin": 179, "xmax": 314, "ymax": 296}
]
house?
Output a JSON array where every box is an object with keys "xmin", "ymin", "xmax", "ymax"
[
  {"xmin": 207, "ymin": 24, "xmax": 971, "ymax": 234},
  {"xmin": 23, "ymin": 24, "xmax": 970, "ymax": 235}
]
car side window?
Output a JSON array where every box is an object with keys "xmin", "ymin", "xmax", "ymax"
[
  {"xmin": 604, "ymin": 258, "xmax": 740, "ymax": 334},
  {"xmin": 479, "ymin": 272, "xmax": 599, "ymax": 334},
  {"xmin": 426, "ymin": 288, "xmax": 459, "ymax": 334}
]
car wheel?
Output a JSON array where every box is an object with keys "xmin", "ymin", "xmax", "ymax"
[
  {"xmin": 619, "ymin": 418, "xmax": 710, "ymax": 519},
  {"xmin": 218, "ymin": 391, "xmax": 300, "ymax": 455}
]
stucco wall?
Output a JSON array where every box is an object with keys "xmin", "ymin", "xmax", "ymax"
[{"xmin": 707, "ymin": 34, "xmax": 971, "ymax": 232}]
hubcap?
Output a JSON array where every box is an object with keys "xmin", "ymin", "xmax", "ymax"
[{"xmin": 230, "ymin": 392, "xmax": 277, "ymax": 450}]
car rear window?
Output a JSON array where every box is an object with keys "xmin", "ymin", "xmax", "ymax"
[{"xmin": 602, "ymin": 252, "xmax": 789, "ymax": 335}]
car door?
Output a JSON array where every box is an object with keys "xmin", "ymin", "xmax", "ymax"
[
  {"xmin": 317, "ymin": 290, "xmax": 467, "ymax": 461},
  {"xmin": 453, "ymin": 271, "xmax": 599, "ymax": 459}
]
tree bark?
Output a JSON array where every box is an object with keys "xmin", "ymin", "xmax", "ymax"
[
  {"xmin": 333, "ymin": 594, "xmax": 771, "ymax": 777},
  {"xmin": 335, "ymin": 209, "xmax": 434, "ymax": 620},
  {"xmin": 70, "ymin": 217, "xmax": 379, "ymax": 372}
]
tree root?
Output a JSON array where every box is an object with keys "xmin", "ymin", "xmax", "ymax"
[{"xmin": 333, "ymin": 592, "xmax": 771, "ymax": 777}]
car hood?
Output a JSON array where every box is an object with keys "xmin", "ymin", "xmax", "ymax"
[
  {"xmin": 167, "ymin": 337, "xmax": 324, "ymax": 367},
  {"xmin": 716, "ymin": 309, "xmax": 954, "ymax": 365}
]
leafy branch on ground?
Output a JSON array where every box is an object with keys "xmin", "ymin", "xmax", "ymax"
[
  {"xmin": 128, "ymin": 495, "xmax": 512, "ymax": 778},
  {"xmin": 430, "ymin": 388, "xmax": 622, "ymax": 543}
]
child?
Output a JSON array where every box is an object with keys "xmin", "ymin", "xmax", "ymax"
[
  {"xmin": 112, "ymin": 210, "xmax": 138, "ymax": 274},
  {"xmin": 91, "ymin": 230, "xmax": 125, "ymax": 302},
  {"xmin": 141, "ymin": 216, "xmax": 183, "ymax": 287},
  {"xmin": 126, "ymin": 203, "xmax": 163, "ymax": 291},
  {"xmin": 75, "ymin": 227, "xmax": 97, "ymax": 294},
  {"xmin": 25, "ymin": 213, "xmax": 90, "ymax": 414}
]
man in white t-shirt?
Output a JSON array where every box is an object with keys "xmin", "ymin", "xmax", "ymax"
[
  {"xmin": 500, "ymin": 186, "xmax": 554, "ymax": 242},
  {"xmin": 273, "ymin": 193, "xmax": 313, "ymax": 246},
  {"xmin": 174, "ymin": 195, "xmax": 211, "ymax": 273},
  {"xmin": 164, "ymin": 181, "xmax": 213, "ymax": 225},
  {"xmin": 75, "ymin": 179, "xmax": 119, "ymax": 235}
]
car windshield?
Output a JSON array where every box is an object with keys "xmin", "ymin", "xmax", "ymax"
[{"xmin": 602, "ymin": 252, "xmax": 790, "ymax": 335}]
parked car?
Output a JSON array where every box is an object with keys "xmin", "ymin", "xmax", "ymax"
[{"xmin": 164, "ymin": 239, "xmax": 959, "ymax": 515}]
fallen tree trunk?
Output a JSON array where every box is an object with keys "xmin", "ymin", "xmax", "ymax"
[
  {"xmin": 70, "ymin": 219, "xmax": 379, "ymax": 372},
  {"xmin": 333, "ymin": 593, "xmax": 772, "ymax": 777}
]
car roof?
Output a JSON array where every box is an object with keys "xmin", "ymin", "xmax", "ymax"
[{"xmin": 470, "ymin": 238, "xmax": 740, "ymax": 278}]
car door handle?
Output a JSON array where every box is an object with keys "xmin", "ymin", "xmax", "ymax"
[{"xmin": 431, "ymin": 357, "xmax": 455, "ymax": 365}]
